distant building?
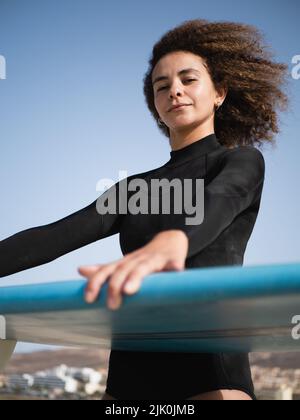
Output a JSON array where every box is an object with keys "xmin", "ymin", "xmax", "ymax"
[
  {"xmin": 33, "ymin": 374, "xmax": 78, "ymax": 393},
  {"xmin": 7, "ymin": 374, "xmax": 34, "ymax": 391},
  {"xmin": 5, "ymin": 365, "xmax": 102, "ymax": 396}
]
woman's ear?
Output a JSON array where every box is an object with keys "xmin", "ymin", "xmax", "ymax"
[{"xmin": 218, "ymin": 86, "xmax": 228, "ymax": 104}]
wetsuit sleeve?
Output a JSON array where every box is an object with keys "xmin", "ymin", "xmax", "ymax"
[
  {"xmin": 0, "ymin": 182, "xmax": 124, "ymax": 278},
  {"xmin": 174, "ymin": 147, "xmax": 266, "ymax": 259}
]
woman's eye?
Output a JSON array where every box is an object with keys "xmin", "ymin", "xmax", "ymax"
[{"xmin": 157, "ymin": 79, "xmax": 196, "ymax": 92}]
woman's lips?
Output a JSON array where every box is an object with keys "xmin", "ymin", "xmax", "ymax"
[{"xmin": 170, "ymin": 104, "xmax": 191, "ymax": 112}]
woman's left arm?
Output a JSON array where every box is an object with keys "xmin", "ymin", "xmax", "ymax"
[{"xmin": 78, "ymin": 229, "xmax": 188, "ymax": 310}]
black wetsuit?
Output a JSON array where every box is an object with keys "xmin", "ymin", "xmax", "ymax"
[{"xmin": 0, "ymin": 133, "xmax": 265, "ymax": 400}]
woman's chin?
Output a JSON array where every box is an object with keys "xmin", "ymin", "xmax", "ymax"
[{"xmin": 170, "ymin": 120, "xmax": 196, "ymax": 130}]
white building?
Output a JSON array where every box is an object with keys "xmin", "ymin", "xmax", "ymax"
[{"xmin": 6, "ymin": 365, "xmax": 102, "ymax": 395}]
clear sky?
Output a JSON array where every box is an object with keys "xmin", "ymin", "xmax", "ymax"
[{"xmin": 0, "ymin": 0, "xmax": 299, "ymax": 352}]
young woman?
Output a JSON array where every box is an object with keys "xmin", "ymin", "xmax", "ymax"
[{"xmin": 0, "ymin": 19, "xmax": 289, "ymax": 400}]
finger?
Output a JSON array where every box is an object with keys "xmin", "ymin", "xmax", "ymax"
[
  {"xmin": 162, "ymin": 259, "xmax": 185, "ymax": 272},
  {"xmin": 123, "ymin": 259, "xmax": 161, "ymax": 295},
  {"xmin": 123, "ymin": 277, "xmax": 143, "ymax": 295},
  {"xmin": 107, "ymin": 256, "xmax": 147, "ymax": 310},
  {"xmin": 78, "ymin": 265, "xmax": 103, "ymax": 276},
  {"xmin": 85, "ymin": 264, "xmax": 117, "ymax": 303},
  {"xmin": 83, "ymin": 254, "xmax": 141, "ymax": 305}
]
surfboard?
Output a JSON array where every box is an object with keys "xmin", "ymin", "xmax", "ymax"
[{"xmin": 1, "ymin": 262, "xmax": 300, "ymax": 369}]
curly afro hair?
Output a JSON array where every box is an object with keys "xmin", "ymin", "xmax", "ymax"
[{"xmin": 143, "ymin": 19, "xmax": 291, "ymax": 149}]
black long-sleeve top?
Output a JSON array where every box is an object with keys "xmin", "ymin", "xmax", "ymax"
[
  {"xmin": 0, "ymin": 133, "xmax": 265, "ymax": 400},
  {"xmin": 0, "ymin": 133, "xmax": 265, "ymax": 276}
]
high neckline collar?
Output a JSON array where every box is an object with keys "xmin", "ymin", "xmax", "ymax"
[{"xmin": 166, "ymin": 133, "xmax": 221, "ymax": 166}]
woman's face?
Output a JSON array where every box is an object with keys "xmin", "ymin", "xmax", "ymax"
[{"xmin": 152, "ymin": 51, "xmax": 225, "ymax": 137}]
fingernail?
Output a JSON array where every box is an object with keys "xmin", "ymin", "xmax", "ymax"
[
  {"xmin": 124, "ymin": 283, "xmax": 136, "ymax": 294},
  {"xmin": 108, "ymin": 297, "xmax": 120, "ymax": 310},
  {"xmin": 85, "ymin": 292, "xmax": 94, "ymax": 303}
]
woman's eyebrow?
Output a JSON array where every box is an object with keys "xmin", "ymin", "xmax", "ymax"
[{"xmin": 152, "ymin": 68, "xmax": 201, "ymax": 86}]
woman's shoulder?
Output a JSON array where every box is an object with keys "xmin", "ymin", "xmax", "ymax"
[{"xmin": 219, "ymin": 144, "xmax": 265, "ymax": 168}]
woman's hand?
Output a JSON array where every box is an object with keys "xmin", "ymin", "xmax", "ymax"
[{"xmin": 78, "ymin": 230, "xmax": 189, "ymax": 310}]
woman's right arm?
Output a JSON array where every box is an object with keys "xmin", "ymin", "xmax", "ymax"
[{"xmin": 0, "ymin": 182, "xmax": 124, "ymax": 278}]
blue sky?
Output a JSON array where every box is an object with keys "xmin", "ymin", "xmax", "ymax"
[{"xmin": 0, "ymin": 0, "xmax": 299, "ymax": 351}]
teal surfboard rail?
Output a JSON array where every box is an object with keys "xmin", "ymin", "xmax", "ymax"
[{"xmin": 1, "ymin": 262, "xmax": 300, "ymax": 353}]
